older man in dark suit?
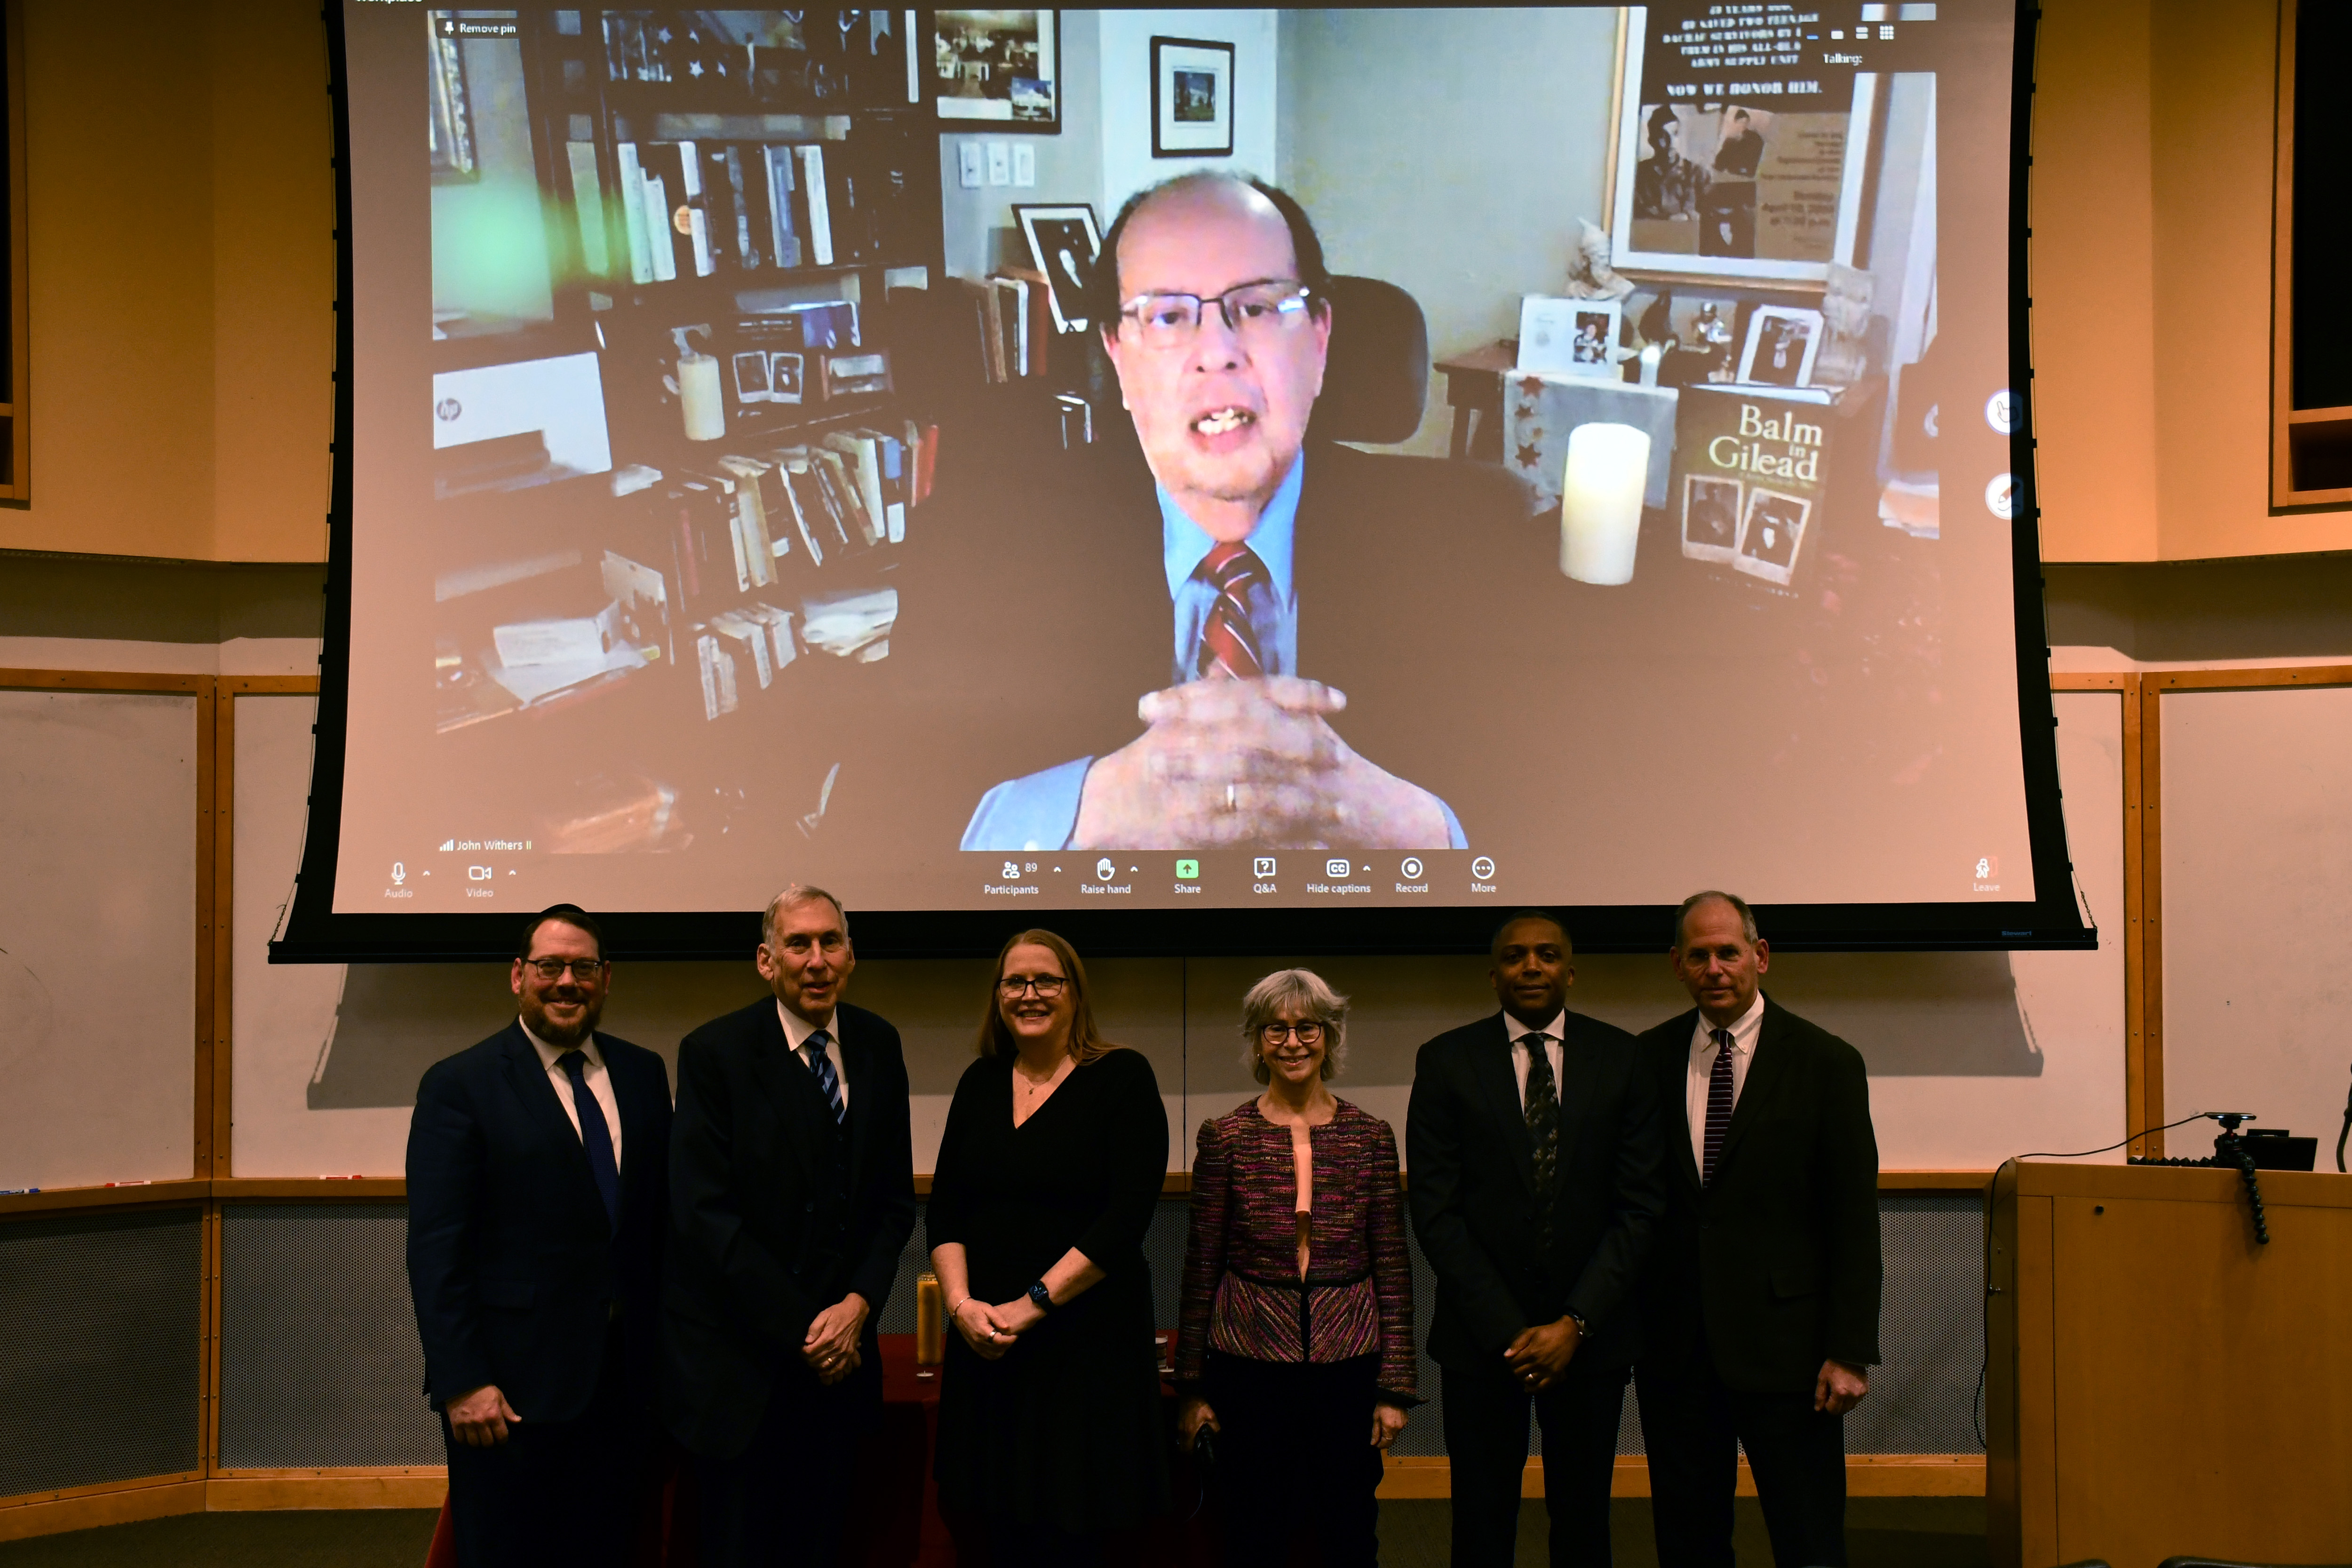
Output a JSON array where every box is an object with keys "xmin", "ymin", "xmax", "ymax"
[
  {"xmin": 1407, "ymin": 911, "xmax": 1669, "ymax": 1566},
  {"xmin": 1635, "ymin": 890, "xmax": 1882, "ymax": 1568},
  {"xmin": 661, "ymin": 883, "xmax": 916, "ymax": 1568},
  {"xmin": 405, "ymin": 904, "xmax": 672, "ymax": 1568}
]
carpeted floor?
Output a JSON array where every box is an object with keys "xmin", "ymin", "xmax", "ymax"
[{"xmin": 0, "ymin": 1499, "xmax": 1985, "ymax": 1567}]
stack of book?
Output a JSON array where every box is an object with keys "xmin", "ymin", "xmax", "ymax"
[
  {"xmin": 648, "ymin": 422, "xmax": 937, "ymax": 719},
  {"xmin": 950, "ymin": 269, "xmax": 1055, "ymax": 384}
]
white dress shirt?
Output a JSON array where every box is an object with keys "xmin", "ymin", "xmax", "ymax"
[
  {"xmin": 523, "ymin": 1020, "xmax": 623, "ymax": 1170},
  {"xmin": 779, "ymin": 1001, "xmax": 849, "ymax": 1108},
  {"xmin": 1684, "ymin": 990, "xmax": 1766, "ymax": 1173},
  {"xmin": 1503, "ymin": 1009, "xmax": 1569, "ymax": 1110}
]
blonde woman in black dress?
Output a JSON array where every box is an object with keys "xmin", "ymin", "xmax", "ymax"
[{"xmin": 928, "ymin": 928, "xmax": 1169, "ymax": 1565}]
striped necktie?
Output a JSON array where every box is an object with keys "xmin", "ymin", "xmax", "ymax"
[
  {"xmin": 1193, "ymin": 541, "xmax": 1268, "ymax": 680},
  {"xmin": 803, "ymin": 1031, "xmax": 845, "ymax": 1124},
  {"xmin": 1701, "ymin": 1028, "xmax": 1735, "ymax": 1186}
]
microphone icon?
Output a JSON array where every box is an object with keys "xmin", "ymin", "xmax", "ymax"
[{"xmin": 391, "ymin": 861, "xmax": 406, "ymax": 885}]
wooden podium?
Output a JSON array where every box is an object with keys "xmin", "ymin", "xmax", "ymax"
[{"xmin": 1988, "ymin": 1161, "xmax": 2352, "ymax": 1568}]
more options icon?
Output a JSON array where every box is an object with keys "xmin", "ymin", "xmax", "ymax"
[{"xmin": 1470, "ymin": 856, "xmax": 1496, "ymax": 880}]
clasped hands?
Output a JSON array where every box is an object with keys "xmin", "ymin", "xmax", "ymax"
[
  {"xmin": 802, "ymin": 1292, "xmax": 869, "ymax": 1386},
  {"xmin": 949, "ymin": 1290, "xmax": 1049, "ymax": 1361},
  {"xmin": 1504, "ymin": 1314, "xmax": 1584, "ymax": 1393},
  {"xmin": 1071, "ymin": 677, "xmax": 1450, "ymax": 851}
]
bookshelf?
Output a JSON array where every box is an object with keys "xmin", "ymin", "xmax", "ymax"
[{"xmin": 423, "ymin": 10, "xmax": 948, "ymax": 847}]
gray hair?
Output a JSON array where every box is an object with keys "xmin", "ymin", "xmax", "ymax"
[
  {"xmin": 1239, "ymin": 968, "xmax": 1350, "ymax": 1083},
  {"xmin": 1672, "ymin": 890, "xmax": 1758, "ymax": 949},
  {"xmin": 761, "ymin": 883, "xmax": 848, "ymax": 947}
]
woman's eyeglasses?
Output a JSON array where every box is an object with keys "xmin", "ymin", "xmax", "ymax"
[
  {"xmin": 999, "ymin": 975, "xmax": 1069, "ymax": 999},
  {"xmin": 1258, "ymin": 1021, "xmax": 1326, "ymax": 1045}
]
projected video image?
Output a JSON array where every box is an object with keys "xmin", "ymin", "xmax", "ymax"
[{"xmin": 338, "ymin": 4, "xmax": 2026, "ymax": 921}]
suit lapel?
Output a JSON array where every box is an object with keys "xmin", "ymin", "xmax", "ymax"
[
  {"xmin": 1471, "ymin": 1014, "xmax": 1536, "ymax": 1194},
  {"xmin": 840, "ymin": 1011, "xmax": 874, "ymax": 1189},
  {"xmin": 1661, "ymin": 1010, "xmax": 1705, "ymax": 1195},
  {"xmin": 497, "ymin": 1023, "xmax": 601, "ymax": 1220},
  {"xmin": 748, "ymin": 1002, "xmax": 827, "ymax": 1188},
  {"xmin": 1713, "ymin": 996, "xmax": 1789, "ymax": 1183},
  {"xmin": 1549, "ymin": 1014, "xmax": 1596, "ymax": 1169}
]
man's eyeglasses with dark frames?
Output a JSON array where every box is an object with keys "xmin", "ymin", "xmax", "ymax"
[{"xmin": 524, "ymin": 957, "xmax": 606, "ymax": 981}]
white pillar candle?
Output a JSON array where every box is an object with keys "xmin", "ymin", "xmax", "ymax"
[
  {"xmin": 1560, "ymin": 421, "xmax": 1650, "ymax": 585},
  {"xmin": 678, "ymin": 351, "xmax": 726, "ymax": 441}
]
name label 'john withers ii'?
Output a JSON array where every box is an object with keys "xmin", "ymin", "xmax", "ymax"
[{"xmin": 1707, "ymin": 404, "xmax": 1823, "ymax": 481}]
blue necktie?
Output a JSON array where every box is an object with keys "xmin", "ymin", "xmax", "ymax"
[
  {"xmin": 804, "ymin": 1031, "xmax": 846, "ymax": 1124},
  {"xmin": 557, "ymin": 1050, "xmax": 622, "ymax": 1232}
]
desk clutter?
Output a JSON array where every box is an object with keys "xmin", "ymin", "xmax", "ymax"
[{"xmin": 1454, "ymin": 265, "xmax": 1931, "ymax": 596}]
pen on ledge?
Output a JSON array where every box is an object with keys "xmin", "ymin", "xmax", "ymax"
[
  {"xmin": 0, "ymin": 1187, "xmax": 38, "ymax": 1196},
  {"xmin": 104, "ymin": 1180, "xmax": 152, "ymax": 1188}
]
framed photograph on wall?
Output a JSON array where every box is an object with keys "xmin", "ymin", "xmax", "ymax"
[
  {"xmin": 1013, "ymin": 203, "xmax": 1104, "ymax": 334},
  {"xmin": 1737, "ymin": 304, "xmax": 1822, "ymax": 387},
  {"xmin": 1603, "ymin": 8, "xmax": 1876, "ymax": 283},
  {"xmin": 929, "ymin": 9, "xmax": 1060, "ymax": 130},
  {"xmin": 1152, "ymin": 36, "xmax": 1234, "ymax": 158}
]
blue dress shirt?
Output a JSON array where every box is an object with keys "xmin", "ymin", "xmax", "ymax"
[{"xmin": 961, "ymin": 456, "xmax": 1463, "ymax": 852}]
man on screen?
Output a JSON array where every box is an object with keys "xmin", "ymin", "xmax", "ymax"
[
  {"xmin": 405, "ymin": 905, "xmax": 673, "ymax": 1568},
  {"xmin": 947, "ymin": 171, "xmax": 1536, "ymax": 853},
  {"xmin": 1634, "ymin": 891, "xmax": 1882, "ymax": 1568}
]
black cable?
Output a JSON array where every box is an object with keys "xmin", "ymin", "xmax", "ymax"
[
  {"xmin": 2010, "ymin": 1110, "xmax": 2215, "ymax": 1164},
  {"xmin": 2336, "ymin": 1063, "xmax": 2350, "ymax": 1174}
]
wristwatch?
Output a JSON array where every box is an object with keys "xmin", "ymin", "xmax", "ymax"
[
  {"xmin": 1566, "ymin": 1311, "xmax": 1590, "ymax": 1337},
  {"xmin": 1027, "ymin": 1281, "xmax": 1055, "ymax": 1314}
]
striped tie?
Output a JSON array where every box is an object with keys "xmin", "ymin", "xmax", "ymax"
[
  {"xmin": 1193, "ymin": 541, "xmax": 1267, "ymax": 680},
  {"xmin": 804, "ymin": 1031, "xmax": 845, "ymax": 1124},
  {"xmin": 1701, "ymin": 1028, "xmax": 1734, "ymax": 1186}
]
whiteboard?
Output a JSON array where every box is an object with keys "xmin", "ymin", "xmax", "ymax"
[
  {"xmin": 228, "ymin": 693, "xmax": 2129, "ymax": 1175},
  {"xmin": 0, "ymin": 689, "xmax": 198, "ymax": 1188},
  {"xmin": 2161, "ymin": 685, "xmax": 2352, "ymax": 1156}
]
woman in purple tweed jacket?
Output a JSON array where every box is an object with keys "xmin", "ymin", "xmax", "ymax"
[{"xmin": 1174, "ymin": 969, "xmax": 1417, "ymax": 1567}]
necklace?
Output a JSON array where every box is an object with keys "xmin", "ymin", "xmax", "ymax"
[{"xmin": 1015, "ymin": 1052, "xmax": 1069, "ymax": 1096}]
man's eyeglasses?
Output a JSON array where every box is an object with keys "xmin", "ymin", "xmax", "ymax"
[
  {"xmin": 1258, "ymin": 1021, "xmax": 1326, "ymax": 1045},
  {"xmin": 999, "ymin": 975, "xmax": 1069, "ymax": 999},
  {"xmin": 523, "ymin": 957, "xmax": 605, "ymax": 981},
  {"xmin": 1117, "ymin": 281, "xmax": 1314, "ymax": 349}
]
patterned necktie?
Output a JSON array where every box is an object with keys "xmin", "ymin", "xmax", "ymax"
[
  {"xmin": 1523, "ymin": 1033, "xmax": 1560, "ymax": 1202},
  {"xmin": 1701, "ymin": 1028, "xmax": 1735, "ymax": 1187},
  {"xmin": 1193, "ymin": 541, "xmax": 1268, "ymax": 680},
  {"xmin": 556, "ymin": 1050, "xmax": 622, "ymax": 1232},
  {"xmin": 803, "ymin": 1031, "xmax": 846, "ymax": 1124}
]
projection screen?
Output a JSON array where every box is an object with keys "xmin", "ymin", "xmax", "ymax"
[{"xmin": 278, "ymin": 2, "xmax": 2086, "ymax": 959}]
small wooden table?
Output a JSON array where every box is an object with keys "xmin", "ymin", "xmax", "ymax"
[{"xmin": 1433, "ymin": 340, "xmax": 1521, "ymax": 461}]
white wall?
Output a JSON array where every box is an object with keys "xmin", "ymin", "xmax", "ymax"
[
  {"xmin": 1097, "ymin": 10, "xmax": 1281, "ymax": 217},
  {"xmin": 0, "ymin": 691, "xmax": 199, "ymax": 1189},
  {"xmin": 1284, "ymin": 7, "xmax": 1620, "ymax": 456},
  {"xmin": 2161, "ymin": 685, "xmax": 2352, "ymax": 1153}
]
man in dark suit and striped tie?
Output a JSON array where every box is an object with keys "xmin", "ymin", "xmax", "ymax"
[
  {"xmin": 1634, "ymin": 891, "xmax": 1882, "ymax": 1568},
  {"xmin": 405, "ymin": 904, "xmax": 673, "ymax": 1568},
  {"xmin": 1407, "ymin": 912, "xmax": 1669, "ymax": 1565},
  {"xmin": 660, "ymin": 883, "xmax": 916, "ymax": 1568}
]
